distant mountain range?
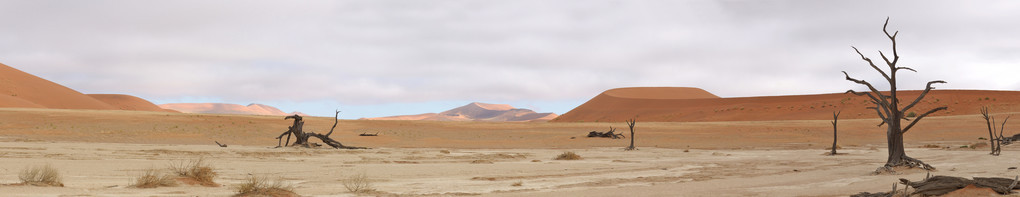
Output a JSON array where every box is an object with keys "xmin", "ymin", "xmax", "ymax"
[
  {"xmin": 362, "ymin": 102, "xmax": 558, "ymax": 122},
  {"xmin": 158, "ymin": 103, "xmax": 306, "ymax": 116}
]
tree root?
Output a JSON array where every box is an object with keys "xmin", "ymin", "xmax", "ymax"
[{"xmin": 875, "ymin": 155, "xmax": 935, "ymax": 174}]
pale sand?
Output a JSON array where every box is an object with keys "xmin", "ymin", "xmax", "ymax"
[{"xmin": 2, "ymin": 139, "xmax": 1020, "ymax": 196}]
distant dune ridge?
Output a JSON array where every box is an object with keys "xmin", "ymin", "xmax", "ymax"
[
  {"xmin": 363, "ymin": 102, "xmax": 558, "ymax": 122},
  {"xmin": 158, "ymin": 103, "xmax": 305, "ymax": 116},
  {"xmin": 553, "ymin": 87, "xmax": 1020, "ymax": 122},
  {"xmin": 0, "ymin": 62, "xmax": 171, "ymax": 112}
]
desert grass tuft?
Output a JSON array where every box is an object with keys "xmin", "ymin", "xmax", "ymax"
[
  {"xmin": 511, "ymin": 181, "xmax": 523, "ymax": 187},
  {"xmin": 554, "ymin": 151, "xmax": 582, "ymax": 160},
  {"xmin": 343, "ymin": 172, "xmax": 374, "ymax": 193},
  {"xmin": 133, "ymin": 168, "xmax": 178, "ymax": 188},
  {"xmin": 18, "ymin": 164, "xmax": 63, "ymax": 187},
  {"xmin": 233, "ymin": 175, "xmax": 296, "ymax": 197},
  {"xmin": 169, "ymin": 157, "xmax": 218, "ymax": 186}
]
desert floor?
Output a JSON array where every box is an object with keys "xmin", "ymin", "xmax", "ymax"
[{"xmin": 2, "ymin": 108, "xmax": 1020, "ymax": 196}]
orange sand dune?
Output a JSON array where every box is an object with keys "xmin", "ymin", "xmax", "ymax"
[
  {"xmin": 159, "ymin": 103, "xmax": 296, "ymax": 116},
  {"xmin": 554, "ymin": 87, "xmax": 1020, "ymax": 122},
  {"xmin": 0, "ymin": 62, "xmax": 175, "ymax": 113},
  {"xmin": 0, "ymin": 62, "xmax": 114, "ymax": 109},
  {"xmin": 87, "ymin": 94, "xmax": 178, "ymax": 112},
  {"xmin": 363, "ymin": 102, "xmax": 558, "ymax": 122}
]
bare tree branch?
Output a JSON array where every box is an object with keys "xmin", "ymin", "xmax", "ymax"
[
  {"xmin": 896, "ymin": 67, "xmax": 917, "ymax": 72},
  {"xmin": 852, "ymin": 47, "xmax": 891, "ymax": 81},
  {"xmin": 901, "ymin": 80, "xmax": 947, "ymax": 112},
  {"xmin": 325, "ymin": 109, "xmax": 341, "ymax": 137},
  {"xmin": 843, "ymin": 71, "xmax": 891, "ymax": 108},
  {"xmin": 902, "ymin": 107, "xmax": 948, "ymax": 134}
]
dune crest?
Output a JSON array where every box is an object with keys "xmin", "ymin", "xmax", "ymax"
[
  {"xmin": 158, "ymin": 103, "xmax": 302, "ymax": 116},
  {"xmin": 0, "ymin": 62, "xmax": 170, "ymax": 113},
  {"xmin": 554, "ymin": 87, "xmax": 1020, "ymax": 122},
  {"xmin": 363, "ymin": 102, "xmax": 558, "ymax": 122}
]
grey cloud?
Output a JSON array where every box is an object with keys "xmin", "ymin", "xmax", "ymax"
[{"xmin": 1, "ymin": 0, "xmax": 1018, "ymax": 107}]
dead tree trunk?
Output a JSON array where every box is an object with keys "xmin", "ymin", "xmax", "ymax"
[
  {"xmin": 981, "ymin": 106, "xmax": 1011, "ymax": 156},
  {"xmin": 830, "ymin": 111, "xmax": 840, "ymax": 155},
  {"xmin": 625, "ymin": 118, "xmax": 636, "ymax": 151},
  {"xmin": 274, "ymin": 110, "xmax": 367, "ymax": 149},
  {"xmin": 843, "ymin": 18, "xmax": 945, "ymax": 172}
]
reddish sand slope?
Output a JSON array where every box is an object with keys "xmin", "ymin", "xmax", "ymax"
[
  {"xmin": 554, "ymin": 87, "xmax": 1020, "ymax": 122},
  {"xmin": 0, "ymin": 62, "xmax": 115, "ymax": 109},
  {"xmin": 0, "ymin": 62, "xmax": 173, "ymax": 113},
  {"xmin": 363, "ymin": 102, "xmax": 558, "ymax": 122},
  {"xmin": 87, "ymin": 94, "xmax": 177, "ymax": 112},
  {"xmin": 159, "ymin": 103, "xmax": 299, "ymax": 116}
]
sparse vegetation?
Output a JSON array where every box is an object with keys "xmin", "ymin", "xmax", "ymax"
[
  {"xmin": 343, "ymin": 172, "xmax": 374, "ymax": 193},
  {"xmin": 133, "ymin": 168, "xmax": 178, "ymax": 188},
  {"xmin": 234, "ymin": 175, "xmax": 295, "ymax": 197},
  {"xmin": 555, "ymin": 152, "xmax": 582, "ymax": 160},
  {"xmin": 18, "ymin": 164, "xmax": 63, "ymax": 187},
  {"xmin": 169, "ymin": 157, "xmax": 218, "ymax": 186},
  {"xmin": 905, "ymin": 111, "xmax": 917, "ymax": 118},
  {"xmin": 511, "ymin": 181, "xmax": 523, "ymax": 187}
]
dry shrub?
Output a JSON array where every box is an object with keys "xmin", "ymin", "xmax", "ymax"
[
  {"xmin": 19, "ymin": 164, "xmax": 63, "ymax": 187},
  {"xmin": 133, "ymin": 168, "xmax": 178, "ymax": 188},
  {"xmin": 234, "ymin": 175, "xmax": 296, "ymax": 197},
  {"xmin": 554, "ymin": 152, "xmax": 582, "ymax": 160},
  {"xmin": 343, "ymin": 172, "xmax": 374, "ymax": 193},
  {"xmin": 511, "ymin": 181, "xmax": 523, "ymax": 187},
  {"xmin": 169, "ymin": 157, "xmax": 218, "ymax": 186},
  {"xmin": 439, "ymin": 150, "xmax": 451, "ymax": 154}
]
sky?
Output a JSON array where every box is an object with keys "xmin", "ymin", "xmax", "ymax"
[{"xmin": 1, "ymin": 0, "xmax": 1019, "ymax": 118}]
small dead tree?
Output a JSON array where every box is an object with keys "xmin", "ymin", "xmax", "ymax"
[
  {"xmin": 625, "ymin": 118, "xmax": 637, "ymax": 151},
  {"xmin": 981, "ymin": 106, "xmax": 1011, "ymax": 156},
  {"xmin": 274, "ymin": 110, "xmax": 366, "ymax": 149},
  {"xmin": 843, "ymin": 18, "xmax": 945, "ymax": 172},
  {"xmin": 830, "ymin": 111, "xmax": 841, "ymax": 155}
]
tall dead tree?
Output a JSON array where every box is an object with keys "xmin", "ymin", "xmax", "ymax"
[
  {"xmin": 830, "ymin": 111, "xmax": 841, "ymax": 155},
  {"xmin": 625, "ymin": 118, "xmax": 637, "ymax": 151},
  {"xmin": 843, "ymin": 18, "xmax": 946, "ymax": 172},
  {"xmin": 981, "ymin": 106, "xmax": 1011, "ymax": 156},
  {"xmin": 275, "ymin": 110, "xmax": 366, "ymax": 149}
]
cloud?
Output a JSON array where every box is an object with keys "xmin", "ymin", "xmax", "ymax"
[{"xmin": 1, "ymin": 0, "xmax": 1018, "ymax": 117}]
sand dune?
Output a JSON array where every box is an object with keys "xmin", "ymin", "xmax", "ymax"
[
  {"xmin": 0, "ymin": 62, "xmax": 115, "ymax": 110},
  {"xmin": 87, "ymin": 94, "xmax": 177, "ymax": 112},
  {"xmin": 158, "ymin": 103, "xmax": 299, "ymax": 116},
  {"xmin": 363, "ymin": 102, "xmax": 558, "ymax": 122},
  {"xmin": 555, "ymin": 87, "xmax": 1020, "ymax": 122}
]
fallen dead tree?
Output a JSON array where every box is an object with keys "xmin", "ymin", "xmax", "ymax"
[
  {"xmin": 852, "ymin": 174, "xmax": 1020, "ymax": 197},
  {"xmin": 274, "ymin": 110, "xmax": 367, "ymax": 149},
  {"xmin": 587, "ymin": 127, "xmax": 624, "ymax": 139}
]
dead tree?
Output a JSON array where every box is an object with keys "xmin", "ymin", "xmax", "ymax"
[
  {"xmin": 587, "ymin": 127, "xmax": 624, "ymax": 139},
  {"xmin": 625, "ymin": 118, "xmax": 637, "ymax": 151},
  {"xmin": 843, "ymin": 18, "xmax": 946, "ymax": 172},
  {"xmin": 274, "ymin": 110, "xmax": 366, "ymax": 149},
  {"xmin": 830, "ymin": 111, "xmax": 841, "ymax": 155},
  {"xmin": 981, "ymin": 106, "xmax": 1011, "ymax": 156}
]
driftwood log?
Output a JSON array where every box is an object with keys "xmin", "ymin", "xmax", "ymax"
[
  {"xmin": 274, "ymin": 110, "xmax": 367, "ymax": 149},
  {"xmin": 587, "ymin": 127, "xmax": 624, "ymax": 139}
]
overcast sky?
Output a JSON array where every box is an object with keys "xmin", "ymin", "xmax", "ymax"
[{"xmin": 1, "ymin": 0, "xmax": 1018, "ymax": 118}]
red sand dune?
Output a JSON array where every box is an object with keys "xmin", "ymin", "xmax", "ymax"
[
  {"xmin": 159, "ymin": 103, "xmax": 300, "ymax": 116},
  {"xmin": 553, "ymin": 87, "xmax": 1020, "ymax": 122},
  {"xmin": 87, "ymin": 94, "xmax": 178, "ymax": 112},
  {"xmin": 1, "ymin": 62, "xmax": 115, "ymax": 109},
  {"xmin": 363, "ymin": 102, "xmax": 558, "ymax": 122},
  {"xmin": 0, "ymin": 62, "xmax": 170, "ymax": 113}
]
